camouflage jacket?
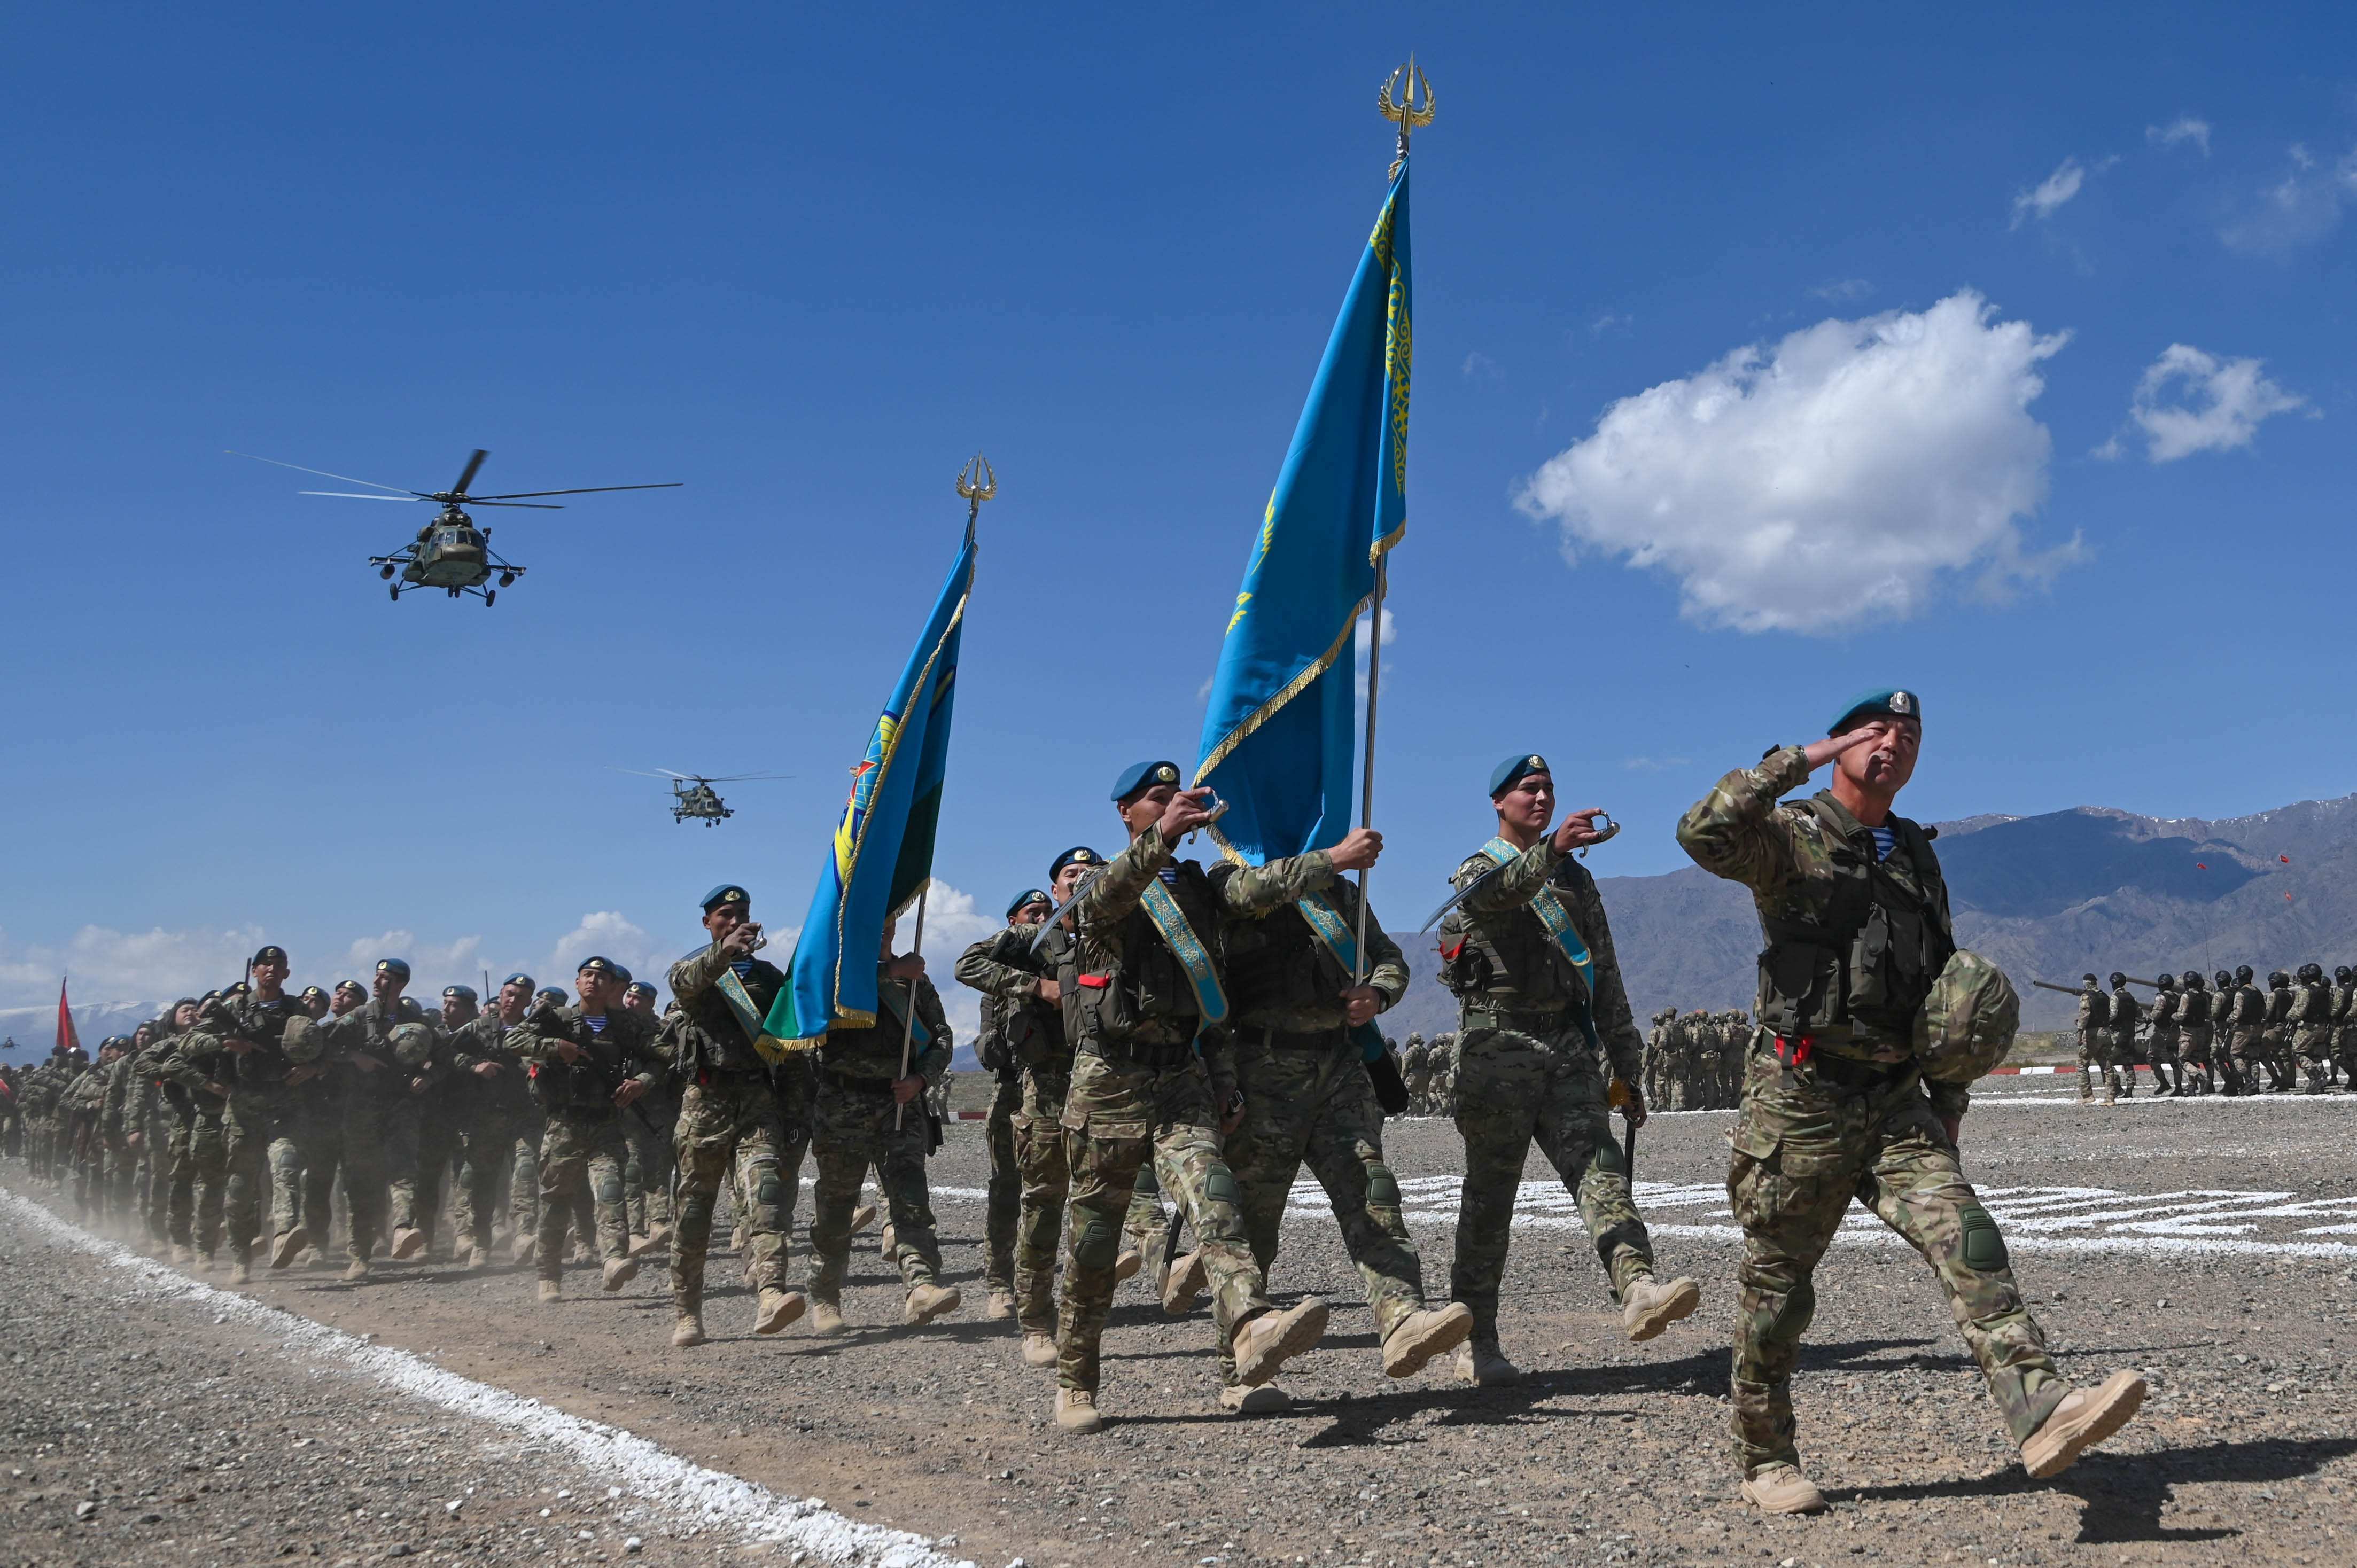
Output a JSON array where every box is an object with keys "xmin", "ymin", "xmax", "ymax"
[
  {"xmin": 667, "ymin": 942, "xmax": 791, "ymax": 1076},
  {"xmin": 816, "ymin": 970, "xmax": 951, "ymax": 1086},
  {"xmin": 1217, "ymin": 868, "xmax": 1409, "ymax": 1037},
  {"xmin": 954, "ymin": 925, "xmax": 1068, "ymax": 1076},
  {"xmin": 1447, "ymin": 834, "xmax": 1646, "ymax": 1083},
  {"xmin": 318, "ymin": 996, "xmax": 441, "ymax": 1104},
  {"xmin": 446, "ymin": 1012, "xmax": 542, "ymax": 1121},
  {"xmin": 511, "ymin": 1003, "xmax": 664, "ymax": 1118},
  {"xmin": 2073, "ymin": 987, "xmax": 2107, "ymax": 1034}
]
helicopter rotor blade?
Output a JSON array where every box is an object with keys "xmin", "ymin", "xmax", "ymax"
[
  {"xmin": 695, "ymin": 772, "xmax": 794, "ymax": 783},
  {"xmin": 227, "ymin": 450, "xmax": 425, "ymax": 497},
  {"xmin": 299, "ymin": 490, "xmax": 424, "ymax": 501},
  {"xmin": 452, "ymin": 449, "xmax": 488, "ymax": 497},
  {"xmin": 611, "ymin": 768, "xmax": 694, "ymax": 780},
  {"xmin": 462, "ymin": 500, "xmax": 562, "ymax": 509},
  {"xmin": 467, "ymin": 482, "xmax": 683, "ymax": 500}
]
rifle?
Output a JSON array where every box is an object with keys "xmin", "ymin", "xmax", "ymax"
[
  {"xmin": 1607, "ymin": 1078, "xmax": 1639, "ymax": 1181},
  {"xmin": 526, "ymin": 1001, "xmax": 657, "ymax": 1133}
]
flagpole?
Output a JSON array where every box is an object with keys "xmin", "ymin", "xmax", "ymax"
[
  {"xmin": 893, "ymin": 887, "xmax": 928, "ymax": 1130},
  {"xmin": 1351, "ymin": 563, "xmax": 1385, "ymax": 985}
]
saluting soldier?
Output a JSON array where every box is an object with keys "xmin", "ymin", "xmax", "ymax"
[
  {"xmin": 515, "ymin": 956, "xmax": 666, "ymax": 1302},
  {"xmin": 447, "ymin": 973, "xmax": 545, "ymax": 1268},
  {"xmin": 957, "ymin": 886, "xmax": 1052, "ymax": 1323},
  {"xmin": 1049, "ymin": 760, "xmax": 1333, "ymax": 1432},
  {"xmin": 1677, "ymin": 687, "xmax": 2146, "ymax": 1513},
  {"xmin": 1436, "ymin": 753, "xmax": 1700, "ymax": 1386},
  {"xmin": 665, "ymin": 885, "xmax": 805, "ymax": 1346},
  {"xmin": 1211, "ymin": 822, "xmax": 1473, "ymax": 1414}
]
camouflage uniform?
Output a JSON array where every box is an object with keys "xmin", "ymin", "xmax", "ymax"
[
  {"xmin": 1436, "ymin": 836, "xmax": 1663, "ymax": 1348},
  {"xmin": 2230, "ymin": 979, "xmax": 2273, "ymax": 1093},
  {"xmin": 664, "ymin": 942, "xmax": 804, "ymax": 1315},
  {"xmin": 514, "ymin": 1002, "xmax": 665, "ymax": 1278},
  {"xmin": 1678, "ymin": 745, "xmax": 2070, "ymax": 1479},
  {"xmin": 155, "ymin": 1029, "xmax": 232, "ymax": 1261},
  {"xmin": 1215, "ymin": 872, "xmax": 1430, "ymax": 1385},
  {"xmin": 446, "ymin": 1010, "xmax": 544, "ymax": 1257},
  {"xmin": 1054, "ymin": 823, "xmax": 1323, "ymax": 1394},
  {"xmin": 320, "ymin": 994, "xmax": 435, "ymax": 1264},
  {"xmin": 956, "ymin": 934, "xmax": 1029, "ymax": 1303},
  {"xmin": 2334, "ymin": 975, "xmax": 2357, "ymax": 1089},
  {"xmin": 2106, "ymin": 982, "xmax": 2142, "ymax": 1099},
  {"xmin": 99, "ymin": 1039, "xmax": 145, "ymax": 1224},
  {"xmin": 2143, "ymin": 982, "xmax": 2182, "ymax": 1096},
  {"xmin": 2073, "ymin": 982, "xmax": 2111, "ymax": 1102},
  {"xmin": 2291, "ymin": 970, "xmax": 2336, "ymax": 1094},
  {"xmin": 805, "ymin": 971, "xmax": 952, "ymax": 1303},
  {"xmin": 621, "ymin": 1055, "xmax": 680, "ymax": 1241},
  {"xmin": 1403, "ymin": 1033, "xmax": 1431, "ymax": 1114},
  {"xmin": 207, "ymin": 990, "xmax": 322, "ymax": 1264},
  {"xmin": 131, "ymin": 1024, "xmax": 196, "ymax": 1250},
  {"xmin": 2177, "ymin": 979, "xmax": 2216, "ymax": 1096},
  {"xmin": 956, "ymin": 923, "xmax": 1075, "ymax": 1332}
]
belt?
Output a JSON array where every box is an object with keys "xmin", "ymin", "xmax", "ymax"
[
  {"xmin": 822, "ymin": 1070, "xmax": 897, "ymax": 1095},
  {"xmin": 1764, "ymin": 1034, "xmax": 1912, "ymax": 1089},
  {"xmin": 1083, "ymin": 1036, "xmax": 1196, "ymax": 1072},
  {"xmin": 1463, "ymin": 1002, "xmax": 1570, "ymax": 1034}
]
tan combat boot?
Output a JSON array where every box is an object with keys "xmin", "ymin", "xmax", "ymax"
[
  {"xmin": 1621, "ymin": 1275, "xmax": 1702, "ymax": 1342},
  {"xmin": 1112, "ymin": 1249, "xmax": 1142, "ymax": 1283},
  {"xmin": 1021, "ymin": 1332, "xmax": 1059, "ymax": 1368},
  {"xmin": 1217, "ymin": 1383, "xmax": 1290, "ymax": 1415},
  {"xmin": 170, "ymin": 1243, "xmax": 192, "ymax": 1266},
  {"xmin": 984, "ymin": 1288, "xmax": 1016, "ymax": 1321},
  {"xmin": 671, "ymin": 1309, "xmax": 707, "ymax": 1348},
  {"xmin": 601, "ymin": 1257, "xmax": 639, "ymax": 1292},
  {"xmin": 1382, "ymin": 1303, "xmax": 1475, "ymax": 1378},
  {"xmin": 904, "ymin": 1282, "xmax": 961, "ymax": 1326},
  {"xmin": 754, "ymin": 1288, "xmax": 806, "ymax": 1335},
  {"xmin": 510, "ymin": 1235, "xmax": 535, "ymax": 1267},
  {"xmin": 849, "ymin": 1202, "xmax": 880, "ymax": 1236},
  {"xmin": 463, "ymin": 1244, "xmax": 491, "ymax": 1270},
  {"xmin": 270, "ymin": 1228, "xmax": 308, "ymax": 1270},
  {"xmin": 536, "ymin": 1278, "xmax": 562, "ymax": 1303},
  {"xmin": 343, "ymin": 1257, "xmax": 371, "ymax": 1284},
  {"xmin": 880, "ymin": 1222, "xmax": 899, "ymax": 1264},
  {"xmin": 1161, "ymin": 1250, "xmax": 1208, "ymax": 1315},
  {"xmin": 390, "ymin": 1226, "xmax": 426, "ymax": 1261},
  {"xmin": 809, "ymin": 1297, "xmax": 847, "ymax": 1337},
  {"xmin": 1452, "ymin": 1338, "xmax": 1523, "ymax": 1387},
  {"xmin": 1054, "ymin": 1387, "xmax": 1103, "ymax": 1433},
  {"xmin": 2021, "ymin": 1370, "xmax": 2148, "ymax": 1478},
  {"xmin": 1739, "ymin": 1462, "xmax": 1827, "ymax": 1515},
  {"xmin": 1232, "ymin": 1298, "xmax": 1329, "ymax": 1387},
  {"xmin": 228, "ymin": 1257, "xmax": 252, "ymax": 1286}
]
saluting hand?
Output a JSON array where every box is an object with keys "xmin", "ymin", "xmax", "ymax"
[
  {"xmin": 1157, "ymin": 786, "xmax": 1216, "ymax": 841},
  {"xmin": 1802, "ymin": 724, "xmax": 1889, "ymax": 771}
]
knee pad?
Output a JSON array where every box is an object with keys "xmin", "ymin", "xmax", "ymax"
[
  {"xmin": 750, "ymin": 1157, "xmax": 783, "ymax": 1207},
  {"xmin": 1202, "ymin": 1165, "xmax": 1241, "ymax": 1209},
  {"xmin": 594, "ymin": 1173, "xmax": 625, "ymax": 1206},
  {"xmin": 1364, "ymin": 1163, "xmax": 1401, "ymax": 1208},
  {"xmin": 1590, "ymin": 1136, "xmax": 1626, "ymax": 1177},
  {"xmin": 1072, "ymin": 1215, "xmax": 1118, "ymax": 1270},
  {"xmin": 1958, "ymin": 1203, "xmax": 2010, "ymax": 1273},
  {"xmin": 1765, "ymin": 1276, "xmax": 1817, "ymax": 1345}
]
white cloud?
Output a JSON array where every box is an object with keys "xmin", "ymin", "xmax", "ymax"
[
  {"xmin": 2146, "ymin": 116, "xmax": 2212, "ymax": 157},
  {"xmin": 1590, "ymin": 312, "xmax": 1632, "ymax": 337},
  {"xmin": 1517, "ymin": 291, "xmax": 2079, "ymax": 636},
  {"xmin": 2123, "ymin": 344, "xmax": 2310, "ymax": 462},
  {"xmin": 1622, "ymin": 756, "xmax": 1691, "ymax": 773},
  {"xmin": 2011, "ymin": 158, "xmax": 2091, "ymax": 227},
  {"xmin": 1810, "ymin": 278, "xmax": 1871, "ymax": 302},
  {"xmin": 900, "ymin": 880, "xmax": 999, "ymax": 1056},
  {"xmin": 1461, "ymin": 351, "xmax": 1502, "ymax": 384},
  {"xmin": 0, "ymin": 923, "xmax": 267, "ymax": 1012},
  {"xmin": 1353, "ymin": 605, "xmax": 1396, "ymax": 701},
  {"xmin": 2222, "ymin": 142, "xmax": 2357, "ymax": 253}
]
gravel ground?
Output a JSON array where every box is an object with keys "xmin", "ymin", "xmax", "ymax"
[{"xmin": 8, "ymin": 1083, "xmax": 2357, "ymax": 1568}]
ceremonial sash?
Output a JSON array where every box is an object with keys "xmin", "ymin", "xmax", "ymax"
[
  {"xmin": 1294, "ymin": 888, "xmax": 1390, "ymax": 1062},
  {"xmin": 1479, "ymin": 837, "xmax": 1602, "ymax": 1054},
  {"xmin": 1141, "ymin": 876, "xmax": 1228, "ymax": 1036},
  {"xmin": 715, "ymin": 969, "xmax": 801, "ymax": 1064},
  {"xmin": 876, "ymin": 979, "xmax": 932, "ymax": 1050}
]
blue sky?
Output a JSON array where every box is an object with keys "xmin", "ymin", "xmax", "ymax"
[{"xmin": 4, "ymin": 4, "xmax": 2353, "ymax": 1037}]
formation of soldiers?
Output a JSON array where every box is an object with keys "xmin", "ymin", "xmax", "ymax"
[
  {"xmin": 2071, "ymin": 964, "xmax": 2357, "ymax": 1102},
  {"xmin": 1, "ymin": 691, "xmax": 2157, "ymax": 1512},
  {"xmin": 1641, "ymin": 1008, "xmax": 1754, "ymax": 1111}
]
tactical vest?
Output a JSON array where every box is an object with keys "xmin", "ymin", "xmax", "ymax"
[
  {"xmin": 528, "ymin": 1009, "xmax": 651, "ymax": 1115},
  {"xmin": 1435, "ymin": 858, "xmax": 1593, "ymax": 1019},
  {"xmin": 340, "ymin": 998, "xmax": 427, "ymax": 1099},
  {"xmin": 2148, "ymin": 992, "xmax": 2180, "ymax": 1028},
  {"xmin": 2110, "ymin": 991, "xmax": 2140, "ymax": 1031},
  {"xmin": 816, "ymin": 977, "xmax": 943, "ymax": 1080},
  {"xmin": 1220, "ymin": 892, "xmax": 1352, "ymax": 1028},
  {"xmin": 2266, "ymin": 987, "xmax": 2294, "ymax": 1027},
  {"xmin": 2296, "ymin": 983, "xmax": 2332, "ymax": 1026},
  {"xmin": 1755, "ymin": 798, "xmax": 1953, "ymax": 1046},
  {"xmin": 1073, "ymin": 860, "xmax": 1223, "ymax": 1052},
  {"xmin": 2079, "ymin": 989, "xmax": 2111, "ymax": 1029},
  {"xmin": 2180, "ymin": 989, "xmax": 2211, "ymax": 1029},
  {"xmin": 2235, "ymin": 986, "xmax": 2266, "ymax": 1032},
  {"xmin": 1006, "ymin": 927, "xmax": 1075, "ymax": 1075},
  {"xmin": 675, "ymin": 953, "xmax": 787, "ymax": 1075},
  {"xmin": 219, "ymin": 994, "xmax": 302, "ymax": 1088}
]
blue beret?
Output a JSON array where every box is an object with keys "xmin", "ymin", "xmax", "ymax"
[
  {"xmin": 502, "ymin": 972, "xmax": 535, "ymax": 991},
  {"xmin": 609, "ymin": 963, "xmax": 633, "ymax": 984},
  {"xmin": 1111, "ymin": 760, "xmax": 1183, "ymax": 802},
  {"xmin": 1828, "ymin": 687, "xmax": 1922, "ymax": 734},
  {"xmin": 1048, "ymin": 845, "xmax": 1103, "ymax": 879},
  {"xmin": 534, "ymin": 987, "xmax": 567, "ymax": 1006},
  {"xmin": 701, "ymin": 883, "xmax": 751, "ymax": 914},
  {"xmin": 577, "ymin": 955, "xmax": 620, "ymax": 977},
  {"xmin": 441, "ymin": 984, "xmax": 477, "ymax": 1003},
  {"xmin": 1489, "ymin": 753, "xmax": 1551, "ymax": 797},
  {"xmin": 375, "ymin": 958, "xmax": 411, "ymax": 979},
  {"xmin": 1006, "ymin": 887, "xmax": 1053, "ymax": 918},
  {"xmin": 624, "ymin": 981, "xmax": 656, "ymax": 999}
]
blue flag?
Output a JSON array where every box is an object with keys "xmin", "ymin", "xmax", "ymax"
[
  {"xmin": 1194, "ymin": 158, "xmax": 1412, "ymax": 865},
  {"xmin": 768, "ymin": 522, "xmax": 975, "ymax": 1044}
]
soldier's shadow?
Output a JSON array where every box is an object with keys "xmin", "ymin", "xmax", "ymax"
[{"xmin": 1830, "ymin": 1435, "xmax": 2357, "ymax": 1544}]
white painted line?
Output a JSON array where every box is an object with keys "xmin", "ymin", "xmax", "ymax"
[{"xmin": 0, "ymin": 1188, "xmax": 983, "ymax": 1568}]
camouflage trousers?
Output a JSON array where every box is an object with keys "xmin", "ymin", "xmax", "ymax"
[
  {"xmin": 188, "ymin": 1110, "xmax": 228, "ymax": 1258},
  {"xmin": 1124, "ymin": 1152, "xmax": 1168, "ymax": 1261},
  {"xmin": 671, "ymin": 1072, "xmax": 793, "ymax": 1309},
  {"xmin": 154, "ymin": 1112, "xmax": 193, "ymax": 1247},
  {"xmin": 1450, "ymin": 1027, "xmax": 1654, "ymax": 1344},
  {"xmin": 1011, "ymin": 1068, "xmax": 1072, "ymax": 1335},
  {"xmin": 414, "ymin": 1099, "xmax": 466, "ymax": 1253},
  {"xmin": 536, "ymin": 1111, "xmax": 631, "ymax": 1278},
  {"xmin": 2293, "ymin": 1026, "xmax": 2337, "ymax": 1093},
  {"xmin": 983, "ymin": 1071, "xmax": 1023, "ymax": 1293},
  {"xmin": 1726, "ymin": 1051, "xmax": 2065, "ymax": 1476},
  {"xmin": 102, "ymin": 1130, "xmax": 138, "ymax": 1221},
  {"xmin": 2231, "ymin": 1027, "xmax": 2279, "ymax": 1093},
  {"xmin": 806, "ymin": 1076, "xmax": 938, "ymax": 1300},
  {"xmin": 457, "ymin": 1112, "xmax": 540, "ymax": 1254},
  {"xmin": 283, "ymin": 1094, "xmax": 342, "ymax": 1253},
  {"xmin": 624, "ymin": 1092, "xmax": 679, "ymax": 1237},
  {"xmin": 2075, "ymin": 1027, "xmax": 2120, "ymax": 1098},
  {"xmin": 340, "ymin": 1093, "xmax": 422, "ymax": 1261},
  {"xmin": 1222, "ymin": 1034, "xmax": 1426, "ymax": 1383},
  {"xmin": 2177, "ymin": 1026, "xmax": 2216, "ymax": 1094},
  {"xmin": 1057, "ymin": 1051, "xmax": 1271, "ymax": 1394},
  {"xmin": 2145, "ymin": 1027, "xmax": 2182, "ymax": 1093},
  {"xmin": 222, "ymin": 1090, "xmax": 307, "ymax": 1258}
]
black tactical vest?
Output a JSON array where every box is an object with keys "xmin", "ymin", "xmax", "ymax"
[
  {"xmin": 1219, "ymin": 892, "xmax": 1352, "ymax": 1024},
  {"xmin": 1435, "ymin": 857, "xmax": 1595, "ymax": 1019},
  {"xmin": 676, "ymin": 953, "xmax": 787, "ymax": 1075},
  {"xmin": 1073, "ymin": 861, "xmax": 1224, "ymax": 1050},
  {"xmin": 2180, "ymin": 989, "xmax": 2211, "ymax": 1029},
  {"xmin": 1755, "ymin": 797, "xmax": 1954, "ymax": 1045}
]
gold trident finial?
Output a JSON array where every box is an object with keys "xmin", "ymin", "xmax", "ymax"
[
  {"xmin": 1378, "ymin": 55, "xmax": 1434, "ymax": 178},
  {"xmin": 955, "ymin": 453, "xmax": 996, "ymax": 527}
]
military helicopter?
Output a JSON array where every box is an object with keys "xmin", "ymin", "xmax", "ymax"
[
  {"xmin": 616, "ymin": 769, "xmax": 791, "ymax": 825},
  {"xmin": 231, "ymin": 448, "xmax": 679, "ymax": 605}
]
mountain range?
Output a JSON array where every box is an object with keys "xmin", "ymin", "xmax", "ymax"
[{"xmin": 1380, "ymin": 790, "xmax": 2357, "ymax": 1039}]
